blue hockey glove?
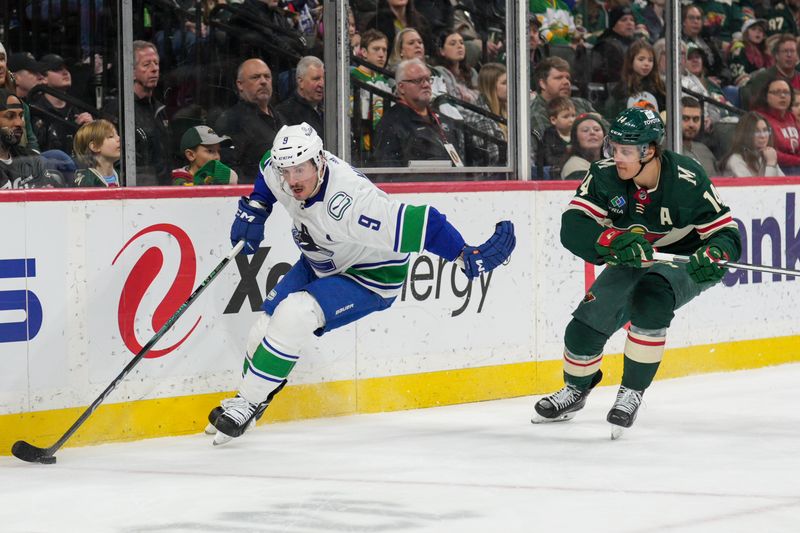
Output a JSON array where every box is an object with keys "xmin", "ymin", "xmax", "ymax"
[
  {"xmin": 231, "ymin": 196, "xmax": 270, "ymax": 254},
  {"xmin": 687, "ymin": 246, "xmax": 728, "ymax": 283},
  {"xmin": 461, "ymin": 221, "xmax": 516, "ymax": 279},
  {"xmin": 595, "ymin": 229, "xmax": 653, "ymax": 268}
]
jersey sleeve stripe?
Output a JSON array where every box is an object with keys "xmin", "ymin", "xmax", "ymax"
[
  {"xmin": 393, "ymin": 203, "xmax": 405, "ymax": 252},
  {"xmin": 567, "ymin": 198, "xmax": 607, "ymax": 221},
  {"xmin": 696, "ymin": 215, "xmax": 736, "ymax": 237},
  {"xmin": 398, "ymin": 205, "xmax": 429, "ymax": 253}
]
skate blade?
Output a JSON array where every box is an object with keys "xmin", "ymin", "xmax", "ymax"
[
  {"xmin": 531, "ymin": 411, "xmax": 577, "ymax": 424},
  {"xmin": 212, "ymin": 431, "xmax": 235, "ymax": 446},
  {"xmin": 610, "ymin": 424, "xmax": 626, "ymax": 440}
]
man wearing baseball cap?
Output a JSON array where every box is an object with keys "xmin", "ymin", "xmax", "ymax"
[
  {"xmin": 4, "ymin": 48, "xmax": 43, "ymax": 152},
  {"xmin": 7, "ymin": 52, "xmax": 45, "ymax": 99},
  {"xmin": 30, "ymin": 53, "xmax": 93, "ymax": 154},
  {"xmin": 171, "ymin": 125, "xmax": 238, "ymax": 186}
]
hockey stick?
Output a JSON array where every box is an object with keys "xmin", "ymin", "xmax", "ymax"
[
  {"xmin": 11, "ymin": 240, "xmax": 245, "ymax": 464},
  {"xmin": 653, "ymin": 251, "xmax": 800, "ymax": 277}
]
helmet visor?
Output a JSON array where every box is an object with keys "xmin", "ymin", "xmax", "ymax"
[{"xmin": 603, "ymin": 137, "xmax": 645, "ymax": 163}]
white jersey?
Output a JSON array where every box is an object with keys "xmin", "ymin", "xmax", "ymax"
[{"xmin": 259, "ymin": 151, "xmax": 430, "ymax": 298}]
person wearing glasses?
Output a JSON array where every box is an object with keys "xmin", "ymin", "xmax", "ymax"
[
  {"xmin": 742, "ymin": 34, "xmax": 800, "ymax": 107},
  {"xmin": 752, "ymin": 76, "xmax": 800, "ymax": 172},
  {"xmin": 372, "ymin": 58, "xmax": 464, "ymax": 168},
  {"xmin": 719, "ymin": 111, "xmax": 783, "ymax": 177}
]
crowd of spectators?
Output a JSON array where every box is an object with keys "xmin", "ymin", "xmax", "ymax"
[{"xmin": 3, "ymin": 0, "xmax": 800, "ymax": 189}]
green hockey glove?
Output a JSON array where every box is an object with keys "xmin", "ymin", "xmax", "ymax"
[
  {"xmin": 594, "ymin": 229, "xmax": 653, "ymax": 268},
  {"xmin": 687, "ymin": 246, "xmax": 728, "ymax": 283}
]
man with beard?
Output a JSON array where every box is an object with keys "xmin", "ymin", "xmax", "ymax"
[
  {"xmin": 0, "ymin": 89, "xmax": 61, "ymax": 189},
  {"xmin": 215, "ymin": 58, "xmax": 284, "ymax": 183},
  {"xmin": 680, "ymin": 96, "xmax": 717, "ymax": 176}
]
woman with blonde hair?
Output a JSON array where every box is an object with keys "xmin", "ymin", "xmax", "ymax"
[
  {"xmin": 463, "ymin": 62, "xmax": 507, "ymax": 166},
  {"xmin": 73, "ymin": 119, "xmax": 121, "ymax": 187},
  {"xmin": 387, "ymin": 27, "xmax": 426, "ymax": 69}
]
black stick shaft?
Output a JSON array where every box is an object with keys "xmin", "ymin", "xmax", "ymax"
[{"xmin": 39, "ymin": 241, "xmax": 244, "ymax": 456}]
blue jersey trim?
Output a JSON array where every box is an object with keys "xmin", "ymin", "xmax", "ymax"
[
  {"xmin": 351, "ymin": 255, "xmax": 410, "ymax": 269},
  {"xmin": 393, "ymin": 203, "xmax": 405, "ymax": 252}
]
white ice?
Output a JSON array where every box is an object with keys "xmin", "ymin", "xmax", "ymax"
[{"xmin": 2, "ymin": 364, "xmax": 800, "ymax": 533}]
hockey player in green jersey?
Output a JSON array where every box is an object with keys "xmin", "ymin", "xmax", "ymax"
[{"xmin": 532, "ymin": 107, "xmax": 742, "ymax": 439}]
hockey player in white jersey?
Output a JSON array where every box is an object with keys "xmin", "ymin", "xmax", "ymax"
[{"xmin": 208, "ymin": 123, "xmax": 516, "ymax": 444}]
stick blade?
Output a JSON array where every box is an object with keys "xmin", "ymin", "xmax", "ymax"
[{"xmin": 12, "ymin": 440, "xmax": 57, "ymax": 464}]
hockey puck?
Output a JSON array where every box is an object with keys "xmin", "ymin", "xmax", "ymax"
[{"xmin": 37, "ymin": 456, "xmax": 57, "ymax": 465}]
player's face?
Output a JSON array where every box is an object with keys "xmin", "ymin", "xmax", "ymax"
[
  {"xmin": 610, "ymin": 142, "xmax": 644, "ymax": 179},
  {"xmin": 280, "ymin": 159, "xmax": 319, "ymax": 200},
  {"xmin": 632, "ymin": 50, "xmax": 654, "ymax": 77}
]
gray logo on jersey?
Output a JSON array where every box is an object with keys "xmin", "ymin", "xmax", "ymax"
[{"xmin": 327, "ymin": 191, "xmax": 353, "ymax": 220}]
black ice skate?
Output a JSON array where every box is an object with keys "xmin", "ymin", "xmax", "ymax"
[
  {"xmin": 607, "ymin": 385, "xmax": 644, "ymax": 440},
  {"xmin": 531, "ymin": 370, "xmax": 603, "ymax": 423},
  {"xmin": 207, "ymin": 380, "xmax": 287, "ymax": 445}
]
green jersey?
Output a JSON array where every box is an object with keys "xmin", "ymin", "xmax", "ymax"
[{"xmin": 561, "ymin": 150, "xmax": 741, "ymax": 264}]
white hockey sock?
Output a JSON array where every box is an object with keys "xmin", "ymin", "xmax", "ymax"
[{"xmin": 238, "ymin": 292, "xmax": 325, "ymax": 404}]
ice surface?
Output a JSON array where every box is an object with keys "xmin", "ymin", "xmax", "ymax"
[{"xmin": 2, "ymin": 364, "xmax": 799, "ymax": 532}]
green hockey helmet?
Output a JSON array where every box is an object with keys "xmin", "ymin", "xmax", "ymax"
[{"xmin": 607, "ymin": 107, "xmax": 665, "ymax": 146}]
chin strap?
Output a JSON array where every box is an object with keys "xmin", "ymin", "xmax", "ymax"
[{"xmin": 631, "ymin": 152, "xmax": 657, "ymax": 180}]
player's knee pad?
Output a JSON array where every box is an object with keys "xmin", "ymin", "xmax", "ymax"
[
  {"xmin": 565, "ymin": 318, "xmax": 608, "ymax": 356},
  {"xmin": 266, "ymin": 291, "xmax": 326, "ymax": 353},
  {"xmin": 631, "ymin": 274, "xmax": 676, "ymax": 330},
  {"xmin": 245, "ymin": 312, "xmax": 271, "ymax": 358}
]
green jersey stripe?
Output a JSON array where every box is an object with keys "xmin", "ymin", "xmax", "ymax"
[
  {"xmin": 399, "ymin": 205, "xmax": 428, "ymax": 253},
  {"xmin": 346, "ymin": 261, "xmax": 409, "ymax": 285}
]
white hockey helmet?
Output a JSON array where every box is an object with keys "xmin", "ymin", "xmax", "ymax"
[{"xmin": 271, "ymin": 123, "xmax": 324, "ymax": 169}]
